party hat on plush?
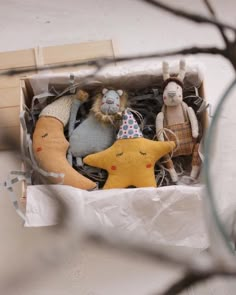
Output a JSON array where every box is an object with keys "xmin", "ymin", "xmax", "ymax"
[{"xmin": 117, "ymin": 109, "xmax": 143, "ymax": 139}]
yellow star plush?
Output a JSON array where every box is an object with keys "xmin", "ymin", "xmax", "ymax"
[{"xmin": 84, "ymin": 138, "xmax": 175, "ymax": 189}]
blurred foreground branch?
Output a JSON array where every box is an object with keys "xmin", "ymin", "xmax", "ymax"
[
  {"xmin": 0, "ymin": 46, "xmax": 225, "ymax": 78},
  {"xmin": 1, "ymin": 0, "xmax": 236, "ymax": 295}
]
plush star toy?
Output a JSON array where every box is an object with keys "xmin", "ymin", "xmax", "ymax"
[{"xmin": 84, "ymin": 110, "xmax": 175, "ymax": 189}]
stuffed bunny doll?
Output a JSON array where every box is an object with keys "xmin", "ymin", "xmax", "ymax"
[{"xmin": 156, "ymin": 60, "xmax": 201, "ymax": 183}]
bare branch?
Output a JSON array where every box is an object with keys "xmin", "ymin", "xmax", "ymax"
[
  {"xmin": 0, "ymin": 46, "xmax": 225, "ymax": 77},
  {"xmin": 87, "ymin": 226, "xmax": 236, "ymax": 295},
  {"xmin": 160, "ymin": 272, "xmax": 211, "ymax": 295},
  {"xmin": 143, "ymin": 0, "xmax": 236, "ymax": 32},
  {"xmin": 203, "ymin": 0, "xmax": 230, "ymax": 46},
  {"xmin": 1, "ymin": 2, "xmax": 236, "ymax": 295},
  {"xmin": 160, "ymin": 268, "xmax": 236, "ymax": 295},
  {"xmin": 203, "ymin": 0, "xmax": 215, "ymax": 15},
  {"xmin": 85, "ymin": 227, "xmax": 217, "ymax": 272}
]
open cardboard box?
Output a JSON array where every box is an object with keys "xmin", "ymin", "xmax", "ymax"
[
  {"xmin": 19, "ymin": 60, "xmax": 208, "ymax": 199},
  {"xmin": 16, "ymin": 60, "xmax": 210, "ymax": 249},
  {"xmin": 0, "ymin": 39, "xmax": 209, "ymax": 251}
]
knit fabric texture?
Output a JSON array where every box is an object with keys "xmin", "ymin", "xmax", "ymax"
[
  {"xmin": 69, "ymin": 113, "xmax": 117, "ymax": 158},
  {"xmin": 39, "ymin": 95, "xmax": 74, "ymax": 126}
]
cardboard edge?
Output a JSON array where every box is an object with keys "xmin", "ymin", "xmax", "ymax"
[{"xmin": 19, "ymin": 79, "xmax": 27, "ymax": 204}]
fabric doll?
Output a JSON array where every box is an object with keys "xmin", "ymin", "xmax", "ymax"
[
  {"xmin": 156, "ymin": 60, "xmax": 201, "ymax": 183},
  {"xmin": 68, "ymin": 88, "xmax": 127, "ymax": 166}
]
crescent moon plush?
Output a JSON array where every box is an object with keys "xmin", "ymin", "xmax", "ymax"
[{"xmin": 32, "ymin": 92, "xmax": 96, "ymax": 190}]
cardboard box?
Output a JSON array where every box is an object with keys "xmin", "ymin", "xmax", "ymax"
[{"xmin": 19, "ymin": 61, "xmax": 208, "ymax": 203}]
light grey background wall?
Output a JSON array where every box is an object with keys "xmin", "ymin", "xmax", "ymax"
[
  {"xmin": 0, "ymin": 0, "xmax": 236, "ymax": 294},
  {"xmin": 1, "ymin": 0, "xmax": 235, "ymax": 108}
]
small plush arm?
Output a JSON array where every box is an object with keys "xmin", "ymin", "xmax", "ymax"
[
  {"xmin": 187, "ymin": 106, "xmax": 199, "ymax": 138},
  {"xmin": 156, "ymin": 112, "xmax": 164, "ymax": 141}
]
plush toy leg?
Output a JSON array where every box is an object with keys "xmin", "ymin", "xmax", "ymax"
[
  {"xmin": 103, "ymin": 174, "xmax": 131, "ymax": 189},
  {"xmin": 190, "ymin": 166, "xmax": 200, "ymax": 179},
  {"xmin": 76, "ymin": 157, "xmax": 83, "ymax": 167},
  {"xmin": 33, "ymin": 117, "xmax": 96, "ymax": 190},
  {"xmin": 103, "ymin": 171, "xmax": 157, "ymax": 189},
  {"xmin": 169, "ymin": 168, "xmax": 178, "ymax": 183},
  {"xmin": 190, "ymin": 143, "xmax": 201, "ymax": 179},
  {"xmin": 163, "ymin": 155, "xmax": 178, "ymax": 183},
  {"xmin": 67, "ymin": 148, "xmax": 73, "ymax": 165}
]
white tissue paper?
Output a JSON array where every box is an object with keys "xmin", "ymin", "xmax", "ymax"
[{"xmin": 25, "ymin": 184, "xmax": 207, "ymax": 249}]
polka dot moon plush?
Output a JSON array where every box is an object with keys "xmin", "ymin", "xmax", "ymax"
[{"xmin": 84, "ymin": 109, "xmax": 176, "ymax": 189}]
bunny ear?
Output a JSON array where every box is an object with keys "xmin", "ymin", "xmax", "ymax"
[
  {"xmin": 117, "ymin": 89, "xmax": 123, "ymax": 96},
  {"xmin": 102, "ymin": 88, "xmax": 108, "ymax": 95},
  {"xmin": 162, "ymin": 61, "xmax": 170, "ymax": 81},
  {"xmin": 177, "ymin": 59, "xmax": 186, "ymax": 81}
]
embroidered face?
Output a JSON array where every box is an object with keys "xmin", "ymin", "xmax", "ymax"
[
  {"xmin": 163, "ymin": 81, "xmax": 183, "ymax": 106},
  {"xmin": 100, "ymin": 89, "xmax": 123, "ymax": 115},
  {"xmin": 83, "ymin": 137, "xmax": 176, "ymax": 189},
  {"xmin": 106, "ymin": 139, "xmax": 153, "ymax": 172}
]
